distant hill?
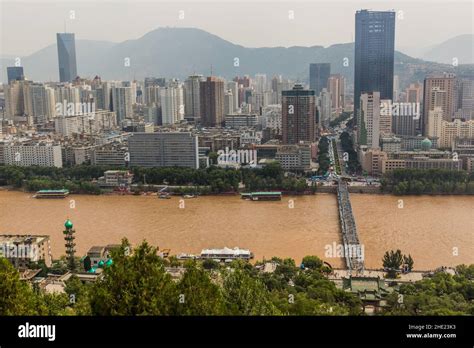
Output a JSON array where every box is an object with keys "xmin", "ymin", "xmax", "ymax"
[
  {"xmin": 422, "ymin": 35, "xmax": 474, "ymax": 65},
  {"xmin": 0, "ymin": 27, "xmax": 466, "ymax": 87}
]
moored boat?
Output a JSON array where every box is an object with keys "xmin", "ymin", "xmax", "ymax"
[{"xmin": 33, "ymin": 189, "xmax": 69, "ymax": 199}]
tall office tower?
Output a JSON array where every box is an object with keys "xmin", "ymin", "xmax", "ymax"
[
  {"xmin": 160, "ymin": 86, "xmax": 184, "ymax": 125},
  {"xmin": 359, "ymin": 92, "xmax": 381, "ymax": 149},
  {"xmin": 319, "ymin": 88, "xmax": 332, "ymax": 128},
  {"xmin": 393, "ymin": 75, "xmax": 400, "ymax": 102},
  {"xmin": 200, "ymin": 77, "xmax": 225, "ymax": 127},
  {"xmin": 7, "ymin": 67, "xmax": 24, "ymax": 84},
  {"xmin": 144, "ymin": 85, "xmax": 161, "ymax": 107},
  {"xmin": 129, "ymin": 132, "xmax": 199, "ymax": 168},
  {"xmin": 282, "ymin": 84, "xmax": 317, "ymax": 144},
  {"xmin": 328, "ymin": 74, "xmax": 345, "ymax": 113},
  {"xmin": 309, "ymin": 63, "xmax": 330, "ymax": 96},
  {"xmin": 227, "ymin": 81, "xmax": 239, "ymax": 111},
  {"xmin": 144, "ymin": 77, "xmax": 166, "ymax": 88},
  {"xmin": 354, "ymin": 10, "xmax": 395, "ymax": 116},
  {"xmin": 405, "ymin": 82, "xmax": 423, "ymax": 104},
  {"xmin": 422, "ymin": 74, "xmax": 455, "ymax": 135},
  {"xmin": 56, "ymin": 33, "xmax": 78, "ymax": 82},
  {"xmin": 112, "ymin": 86, "xmax": 133, "ymax": 122},
  {"xmin": 379, "ymin": 99, "xmax": 392, "ymax": 135},
  {"xmin": 254, "ymin": 74, "xmax": 267, "ymax": 94},
  {"xmin": 224, "ymin": 90, "xmax": 234, "ymax": 115},
  {"xmin": 184, "ymin": 74, "xmax": 204, "ymax": 121},
  {"xmin": 4, "ymin": 81, "xmax": 25, "ymax": 119}
]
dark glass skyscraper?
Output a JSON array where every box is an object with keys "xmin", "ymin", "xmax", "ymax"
[
  {"xmin": 7, "ymin": 66, "xmax": 24, "ymax": 84},
  {"xmin": 309, "ymin": 63, "xmax": 330, "ymax": 96},
  {"xmin": 354, "ymin": 10, "xmax": 395, "ymax": 115},
  {"xmin": 56, "ymin": 33, "xmax": 78, "ymax": 82}
]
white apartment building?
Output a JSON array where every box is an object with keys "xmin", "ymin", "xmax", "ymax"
[{"xmin": 2, "ymin": 142, "xmax": 63, "ymax": 167}]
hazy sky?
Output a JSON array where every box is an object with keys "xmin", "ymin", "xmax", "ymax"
[{"xmin": 1, "ymin": 0, "xmax": 473, "ymax": 57}]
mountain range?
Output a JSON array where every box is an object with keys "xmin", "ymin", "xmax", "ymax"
[{"xmin": 1, "ymin": 28, "xmax": 472, "ymax": 86}]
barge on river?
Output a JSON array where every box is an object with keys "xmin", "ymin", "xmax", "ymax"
[
  {"xmin": 240, "ymin": 191, "xmax": 282, "ymax": 201},
  {"xmin": 33, "ymin": 189, "xmax": 70, "ymax": 199}
]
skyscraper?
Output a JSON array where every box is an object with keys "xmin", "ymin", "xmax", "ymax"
[
  {"xmin": 354, "ymin": 10, "xmax": 395, "ymax": 115},
  {"xmin": 56, "ymin": 33, "xmax": 78, "ymax": 83},
  {"xmin": 7, "ymin": 66, "xmax": 24, "ymax": 84},
  {"xmin": 309, "ymin": 63, "xmax": 330, "ymax": 96},
  {"xmin": 282, "ymin": 84, "xmax": 317, "ymax": 144},
  {"xmin": 200, "ymin": 77, "xmax": 225, "ymax": 127}
]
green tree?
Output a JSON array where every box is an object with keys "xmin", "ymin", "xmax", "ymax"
[
  {"xmin": 222, "ymin": 266, "xmax": 280, "ymax": 315},
  {"xmin": 88, "ymin": 239, "xmax": 177, "ymax": 315},
  {"xmin": 302, "ymin": 255, "xmax": 323, "ymax": 270},
  {"xmin": 0, "ymin": 258, "xmax": 38, "ymax": 315},
  {"xmin": 383, "ymin": 249, "xmax": 403, "ymax": 278},
  {"xmin": 176, "ymin": 263, "xmax": 225, "ymax": 315}
]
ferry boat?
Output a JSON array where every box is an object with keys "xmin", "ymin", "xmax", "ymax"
[
  {"xmin": 200, "ymin": 247, "xmax": 254, "ymax": 261},
  {"xmin": 34, "ymin": 189, "xmax": 69, "ymax": 199},
  {"xmin": 240, "ymin": 191, "xmax": 282, "ymax": 201}
]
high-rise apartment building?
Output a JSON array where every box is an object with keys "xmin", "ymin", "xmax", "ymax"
[
  {"xmin": 354, "ymin": 10, "xmax": 395, "ymax": 115},
  {"xmin": 56, "ymin": 33, "xmax": 78, "ymax": 82},
  {"xmin": 319, "ymin": 88, "xmax": 332, "ymax": 129},
  {"xmin": 359, "ymin": 92, "xmax": 381, "ymax": 149},
  {"xmin": 227, "ymin": 81, "xmax": 239, "ymax": 112},
  {"xmin": 112, "ymin": 86, "xmax": 133, "ymax": 122},
  {"xmin": 160, "ymin": 86, "xmax": 184, "ymax": 125},
  {"xmin": 184, "ymin": 74, "xmax": 204, "ymax": 121},
  {"xmin": 328, "ymin": 74, "xmax": 345, "ymax": 113},
  {"xmin": 282, "ymin": 84, "xmax": 317, "ymax": 144},
  {"xmin": 200, "ymin": 77, "xmax": 225, "ymax": 127}
]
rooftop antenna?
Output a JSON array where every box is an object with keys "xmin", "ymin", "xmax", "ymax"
[{"xmin": 210, "ymin": 64, "xmax": 213, "ymax": 77}]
